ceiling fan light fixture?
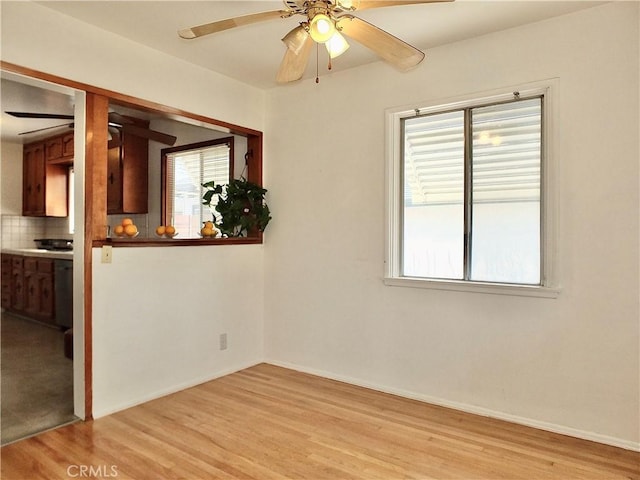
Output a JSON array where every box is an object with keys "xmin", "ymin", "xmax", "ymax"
[
  {"xmin": 282, "ymin": 25, "xmax": 311, "ymax": 54},
  {"xmin": 325, "ymin": 31, "xmax": 350, "ymax": 58},
  {"xmin": 336, "ymin": 0, "xmax": 360, "ymax": 10},
  {"xmin": 309, "ymin": 13, "xmax": 336, "ymax": 43}
]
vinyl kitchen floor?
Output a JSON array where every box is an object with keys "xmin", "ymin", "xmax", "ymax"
[{"xmin": 1, "ymin": 312, "xmax": 77, "ymax": 445}]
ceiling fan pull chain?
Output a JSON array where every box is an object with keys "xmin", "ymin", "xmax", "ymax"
[{"xmin": 316, "ymin": 42, "xmax": 320, "ymax": 84}]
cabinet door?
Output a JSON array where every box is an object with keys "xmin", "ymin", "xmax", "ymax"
[
  {"xmin": 62, "ymin": 133, "xmax": 74, "ymax": 158},
  {"xmin": 11, "ymin": 257, "xmax": 25, "ymax": 312},
  {"xmin": 24, "ymin": 269, "xmax": 39, "ymax": 317},
  {"xmin": 45, "ymin": 137, "xmax": 63, "ymax": 162},
  {"xmin": 23, "ymin": 258, "xmax": 55, "ymax": 323},
  {"xmin": 1, "ymin": 255, "xmax": 12, "ymax": 309},
  {"xmin": 107, "ymin": 144, "xmax": 123, "ymax": 214},
  {"xmin": 23, "ymin": 142, "xmax": 46, "ymax": 216},
  {"xmin": 38, "ymin": 271, "xmax": 55, "ymax": 321},
  {"xmin": 122, "ymin": 132, "xmax": 149, "ymax": 213},
  {"xmin": 107, "ymin": 132, "xmax": 149, "ymax": 214}
]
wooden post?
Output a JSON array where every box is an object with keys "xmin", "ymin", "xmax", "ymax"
[{"xmin": 83, "ymin": 93, "xmax": 109, "ymax": 419}]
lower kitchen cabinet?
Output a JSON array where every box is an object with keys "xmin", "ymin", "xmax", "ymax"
[
  {"xmin": 2, "ymin": 254, "xmax": 55, "ymax": 324},
  {"xmin": 24, "ymin": 257, "xmax": 55, "ymax": 323},
  {"xmin": 10, "ymin": 256, "xmax": 25, "ymax": 312},
  {"xmin": 1, "ymin": 255, "xmax": 12, "ymax": 309}
]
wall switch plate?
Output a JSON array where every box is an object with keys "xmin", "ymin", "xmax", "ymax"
[
  {"xmin": 101, "ymin": 245, "xmax": 113, "ymax": 264},
  {"xmin": 219, "ymin": 333, "xmax": 228, "ymax": 351}
]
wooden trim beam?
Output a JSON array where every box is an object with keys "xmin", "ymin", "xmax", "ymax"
[
  {"xmin": 82, "ymin": 93, "xmax": 109, "ymax": 419},
  {"xmin": 0, "ymin": 61, "xmax": 261, "ymax": 138}
]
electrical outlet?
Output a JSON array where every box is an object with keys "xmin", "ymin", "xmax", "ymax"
[
  {"xmin": 101, "ymin": 245, "xmax": 113, "ymax": 264},
  {"xmin": 219, "ymin": 333, "xmax": 228, "ymax": 351}
]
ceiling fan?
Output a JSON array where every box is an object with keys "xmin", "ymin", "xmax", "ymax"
[
  {"xmin": 5, "ymin": 111, "xmax": 178, "ymax": 146},
  {"xmin": 178, "ymin": 0, "xmax": 453, "ymax": 83}
]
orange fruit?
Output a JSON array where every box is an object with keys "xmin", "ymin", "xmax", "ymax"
[
  {"xmin": 165, "ymin": 225, "xmax": 176, "ymax": 236},
  {"xmin": 124, "ymin": 224, "xmax": 138, "ymax": 237},
  {"xmin": 113, "ymin": 225, "xmax": 124, "ymax": 236},
  {"xmin": 121, "ymin": 218, "xmax": 133, "ymax": 227},
  {"xmin": 201, "ymin": 226, "xmax": 214, "ymax": 237},
  {"xmin": 155, "ymin": 226, "xmax": 166, "ymax": 236}
]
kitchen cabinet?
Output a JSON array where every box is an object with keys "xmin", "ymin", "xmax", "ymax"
[
  {"xmin": 23, "ymin": 137, "xmax": 69, "ymax": 217},
  {"xmin": 23, "ymin": 257, "xmax": 55, "ymax": 324},
  {"xmin": 22, "ymin": 142, "xmax": 46, "ymax": 216},
  {"xmin": 1, "ymin": 255, "xmax": 11, "ymax": 309},
  {"xmin": 11, "ymin": 256, "xmax": 26, "ymax": 312},
  {"xmin": 45, "ymin": 132, "xmax": 74, "ymax": 164},
  {"xmin": 62, "ymin": 133, "xmax": 74, "ymax": 158},
  {"xmin": 107, "ymin": 126, "xmax": 149, "ymax": 214},
  {"xmin": 2, "ymin": 253, "xmax": 72, "ymax": 325},
  {"xmin": 2, "ymin": 255, "xmax": 26, "ymax": 313}
]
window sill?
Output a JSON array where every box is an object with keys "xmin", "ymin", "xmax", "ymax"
[{"xmin": 384, "ymin": 276, "xmax": 559, "ymax": 299}]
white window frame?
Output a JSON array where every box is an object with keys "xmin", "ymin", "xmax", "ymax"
[{"xmin": 384, "ymin": 81, "xmax": 560, "ymax": 298}]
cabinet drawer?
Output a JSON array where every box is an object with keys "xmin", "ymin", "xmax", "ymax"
[{"xmin": 24, "ymin": 257, "xmax": 53, "ymax": 273}]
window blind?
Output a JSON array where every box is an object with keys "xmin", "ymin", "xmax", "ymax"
[{"xmin": 403, "ymin": 97, "xmax": 541, "ymax": 206}]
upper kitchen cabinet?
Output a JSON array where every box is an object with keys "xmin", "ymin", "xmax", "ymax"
[
  {"xmin": 22, "ymin": 138, "xmax": 68, "ymax": 217},
  {"xmin": 45, "ymin": 132, "xmax": 74, "ymax": 164},
  {"xmin": 107, "ymin": 119, "xmax": 149, "ymax": 214}
]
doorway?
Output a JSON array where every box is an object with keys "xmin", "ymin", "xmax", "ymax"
[{"xmin": 0, "ymin": 72, "xmax": 85, "ymax": 444}]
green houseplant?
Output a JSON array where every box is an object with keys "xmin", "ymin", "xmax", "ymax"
[{"xmin": 202, "ymin": 177, "xmax": 271, "ymax": 237}]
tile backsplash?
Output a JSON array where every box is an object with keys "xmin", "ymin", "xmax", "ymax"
[
  {"xmin": 1, "ymin": 215, "xmax": 72, "ymax": 249},
  {"xmin": 1, "ymin": 213, "xmax": 151, "ymax": 249}
]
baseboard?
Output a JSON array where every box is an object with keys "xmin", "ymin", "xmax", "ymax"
[
  {"xmin": 266, "ymin": 359, "xmax": 640, "ymax": 453},
  {"xmin": 92, "ymin": 359, "xmax": 262, "ymax": 419}
]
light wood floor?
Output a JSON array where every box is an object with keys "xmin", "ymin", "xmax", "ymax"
[{"xmin": 1, "ymin": 363, "xmax": 638, "ymax": 479}]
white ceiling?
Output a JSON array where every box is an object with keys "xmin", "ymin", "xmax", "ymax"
[
  {"xmin": 35, "ymin": 1, "xmax": 603, "ymax": 90},
  {"xmin": 0, "ymin": 77, "xmax": 76, "ymax": 143},
  {"xmin": 2, "ymin": 1, "xmax": 603, "ymax": 143}
]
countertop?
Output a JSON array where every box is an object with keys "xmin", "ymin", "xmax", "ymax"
[{"xmin": 2, "ymin": 248, "xmax": 74, "ymax": 260}]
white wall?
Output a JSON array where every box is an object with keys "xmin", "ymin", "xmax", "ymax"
[
  {"xmin": 92, "ymin": 245, "xmax": 263, "ymax": 417},
  {"xmin": 1, "ymin": 1, "xmax": 267, "ymax": 417},
  {"xmin": 3, "ymin": 0, "xmax": 638, "ymax": 450},
  {"xmin": 1, "ymin": 141, "xmax": 23, "ymax": 215},
  {"xmin": 264, "ymin": 2, "xmax": 639, "ymax": 449}
]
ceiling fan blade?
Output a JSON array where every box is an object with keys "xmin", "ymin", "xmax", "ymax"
[
  {"xmin": 6, "ymin": 111, "xmax": 74, "ymax": 120},
  {"xmin": 108, "ymin": 112, "xmax": 135, "ymax": 125},
  {"xmin": 19, "ymin": 123, "xmax": 74, "ymax": 136},
  {"xmin": 108, "ymin": 112, "xmax": 177, "ymax": 145},
  {"xmin": 120, "ymin": 123, "xmax": 177, "ymax": 146},
  {"xmin": 276, "ymin": 29, "xmax": 314, "ymax": 83},
  {"xmin": 178, "ymin": 10, "xmax": 291, "ymax": 39},
  {"xmin": 337, "ymin": 15, "xmax": 425, "ymax": 71},
  {"xmin": 355, "ymin": 0, "xmax": 453, "ymax": 11}
]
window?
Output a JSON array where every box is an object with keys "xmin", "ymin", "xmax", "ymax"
[
  {"xmin": 386, "ymin": 86, "xmax": 558, "ymax": 297},
  {"xmin": 162, "ymin": 138, "xmax": 234, "ymax": 238}
]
